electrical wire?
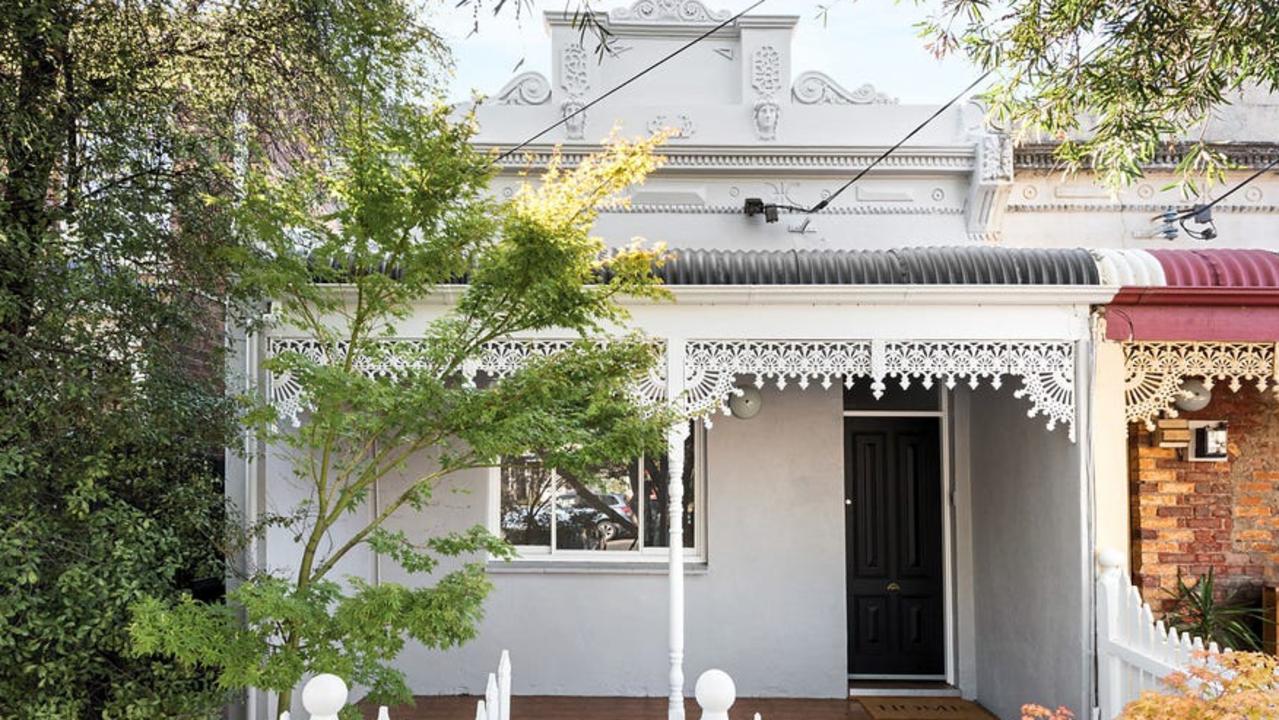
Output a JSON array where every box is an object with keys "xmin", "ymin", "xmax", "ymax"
[
  {"xmin": 806, "ymin": 69, "xmax": 994, "ymax": 214},
  {"xmin": 494, "ymin": 0, "xmax": 769, "ymax": 163},
  {"xmin": 802, "ymin": 35, "xmax": 1125, "ymax": 216},
  {"xmin": 1175, "ymin": 154, "xmax": 1279, "ymax": 221}
]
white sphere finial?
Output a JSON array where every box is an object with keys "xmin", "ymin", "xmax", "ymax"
[
  {"xmin": 694, "ymin": 669, "xmax": 736, "ymax": 720},
  {"xmin": 301, "ymin": 674, "xmax": 348, "ymax": 719},
  {"xmin": 1097, "ymin": 547, "xmax": 1124, "ymax": 571}
]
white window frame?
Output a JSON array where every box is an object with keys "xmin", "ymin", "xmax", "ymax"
[{"xmin": 487, "ymin": 423, "xmax": 707, "ymax": 564}]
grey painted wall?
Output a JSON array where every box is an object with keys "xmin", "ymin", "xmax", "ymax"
[
  {"xmin": 259, "ymin": 383, "xmax": 1093, "ymax": 712},
  {"xmin": 375, "ymin": 385, "xmax": 848, "ymax": 698},
  {"xmin": 966, "ymin": 386, "xmax": 1089, "ymax": 720}
]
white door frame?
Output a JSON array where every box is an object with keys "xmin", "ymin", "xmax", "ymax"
[{"xmin": 842, "ymin": 391, "xmax": 957, "ymax": 687}]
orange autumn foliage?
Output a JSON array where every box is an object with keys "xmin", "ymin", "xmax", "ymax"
[
  {"xmin": 1119, "ymin": 650, "xmax": 1279, "ymax": 719},
  {"xmin": 1022, "ymin": 704, "xmax": 1074, "ymax": 720}
]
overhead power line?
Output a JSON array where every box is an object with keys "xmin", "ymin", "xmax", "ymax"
[
  {"xmin": 1176, "ymin": 154, "xmax": 1279, "ymax": 220},
  {"xmin": 806, "ymin": 69, "xmax": 994, "ymax": 214},
  {"xmin": 495, "ymin": 0, "xmax": 769, "ymax": 163}
]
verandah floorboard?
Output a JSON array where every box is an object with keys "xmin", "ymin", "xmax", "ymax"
[{"xmin": 359, "ymin": 695, "xmax": 882, "ymax": 720}]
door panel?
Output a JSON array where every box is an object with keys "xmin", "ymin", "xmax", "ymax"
[{"xmin": 846, "ymin": 417, "xmax": 944, "ymax": 677}]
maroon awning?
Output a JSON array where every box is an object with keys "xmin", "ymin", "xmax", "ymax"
[{"xmin": 1103, "ymin": 249, "xmax": 1279, "ymax": 341}]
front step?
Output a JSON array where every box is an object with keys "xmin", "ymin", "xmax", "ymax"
[{"xmin": 849, "ymin": 681, "xmax": 962, "ymax": 698}]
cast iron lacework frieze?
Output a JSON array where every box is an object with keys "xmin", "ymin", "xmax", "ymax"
[
  {"xmin": 268, "ymin": 337, "xmax": 1077, "ymax": 438},
  {"xmin": 1123, "ymin": 342, "xmax": 1279, "ymax": 429},
  {"xmin": 683, "ymin": 340, "xmax": 1077, "ymax": 440},
  {"xmin": 266, "ymin": 338, "xmax": 666, "ymax": 426}
]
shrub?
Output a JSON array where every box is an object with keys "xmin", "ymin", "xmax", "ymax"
[{"xmin": 1119, "ymin": 650, "xmax": 1279, "ymax": 719}]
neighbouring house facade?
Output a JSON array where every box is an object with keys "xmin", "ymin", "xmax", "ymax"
[{"xmin": 228, "ymin": 4, "xmax": 1279, "ymax": 720}]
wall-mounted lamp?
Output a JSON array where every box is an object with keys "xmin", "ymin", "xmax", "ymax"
[
  {"xmin": 1190, "ymin": 421, "xmax": 1228, "ymax": 461},
  {"xmin": 728, "ymin": 385, "xmax": 763, "ymax": 419},
  {"xmin": 1174, "ymin": 378, "xmax": 1213, "ymax": 413}
]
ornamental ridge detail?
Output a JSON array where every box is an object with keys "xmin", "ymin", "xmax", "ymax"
[
  {"xmin": 266, "ymin": 338, "xmax": 666, "ymax": 426},
  {"xmin": 683, "ymin": 340, "xmax": 1077, "ymax": 439},
  {"xmin": 609, "ymin": 0, "xmax": 731, "ymax": 23},
  {"xmin": 1123, "ymin": 342, "xmax": 1279, "ymax": 428}
]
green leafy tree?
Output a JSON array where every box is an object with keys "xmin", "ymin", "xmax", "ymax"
[
  {"xmin": 913, "ymin": 0, "xmax": 1279, "ymax": 189},
  {"xmin": 0, "ymin": 0, "xmax": 442, "ymax": 716},
  {"xmin": 818, "ymin": 0, "xmax": 1279, "ymax": 189},
  {"xmin": 128, "ymin": 45, "xmax": 676, "ymax": 709}
]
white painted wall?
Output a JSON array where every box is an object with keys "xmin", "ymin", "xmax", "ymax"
[{"xmin": 966, "ymin": 386, "xmax": 1089, "ymax": 720}]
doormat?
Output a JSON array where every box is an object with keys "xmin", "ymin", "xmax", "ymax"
[{"xmin": 859, "ymin": 697, "xmax": 995, "ymax": 720}]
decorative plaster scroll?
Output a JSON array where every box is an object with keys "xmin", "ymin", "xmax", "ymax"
[
  {"xmin": 267, "ymin": 338, "xmax": 666, "ymax": 426},
  {"xmin": 751, "ymin": 46, "xmax": 782, "ymax": 96},
  {"xmin": 610, "ymin": 0, "xmax": 730, "ymax": 23},
  {"xmin": 560, "ymin": 44, "xmax": 589, "ymax": 96},
  {"xmin": 648, "ymin": 113, "xmax": 695, "ymax": 138},
  {"xmin": 1123, "ymin": 342, "xmax": 1279, "ymax": 429},
  {"xmin": 683, "ymin": 340, "xmax": 1076, "ymax": 438},
  {"xmin": 791, "ymin": 72, "xmax": 897, "ymax": 105},
  {"xmin": 967, "ymin": 132, "xmax": 1014, "ymax": 238},
  {"xmin": 978, "ymin": 133, "xmax": 1014, "ymax": 183},
  {"xmin": 495, "ymin": 72, "xmax": 551, "ymax": 105}
]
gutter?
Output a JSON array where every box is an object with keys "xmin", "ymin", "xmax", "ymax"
[{"xmin": 1109, "ymin": 287, "xmax": 1279, "ymax": 307}]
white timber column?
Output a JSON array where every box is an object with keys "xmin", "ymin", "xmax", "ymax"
[{"xmin": 665, "ymin": 337, "xmax": 689, "ymax": 720}]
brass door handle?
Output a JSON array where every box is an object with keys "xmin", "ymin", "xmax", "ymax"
[{"xmin": 886, "ymin": 582, "xmax": 901, "ymax": 592}]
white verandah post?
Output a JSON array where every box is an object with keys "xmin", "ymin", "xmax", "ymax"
[{"xmin": 666, "ymin": 338, "xmax": 689, "ymax": 720}]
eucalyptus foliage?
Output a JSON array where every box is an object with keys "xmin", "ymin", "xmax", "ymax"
[
  {"xmin": 816, "ymin": 1, "xmax": 1279, "ymax": 189},
  {"xmin": 918, "ymin": 0, "xmax": 1279, "ymax": 189},
  {"xmin": 129, "ymin": 44, "xmax": 676, "ymax": 709}
]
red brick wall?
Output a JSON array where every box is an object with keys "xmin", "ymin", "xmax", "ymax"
[{"xmin": 1129, "ymin": 388, "xmax": 1279, "ymax": 612}]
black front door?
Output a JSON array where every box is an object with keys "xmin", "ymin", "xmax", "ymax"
[{"xmin": 845, "ymin": 417, "xmax": 945, "ymax": 677}]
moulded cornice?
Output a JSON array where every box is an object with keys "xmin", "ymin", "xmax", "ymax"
[
  {"xmin": 1008, "ymin": 202, "xmax": 1279, "ymax": 214},
  {"xmin": 597, "ymin": 203, "xmax": 964, "ymax": 216},
  {"xmin": 1016, "ymin": 142, "xmax": 1279, "ymax": 171},
  {"xmin": 481, "ymin": 144, "xmax": 976, "ymax": 175}
]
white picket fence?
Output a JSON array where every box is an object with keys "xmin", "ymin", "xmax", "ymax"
[
  {"xmin": 280, "ymin": 654, "xmax": 752, "ymax": 720},
  {"xmin": 1094, "ymin": 548, "xmax": 1216, "ymax": 720}
]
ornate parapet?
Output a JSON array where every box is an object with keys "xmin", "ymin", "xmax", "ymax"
[
  {"xmin": 1123, "ymin": 342, "xmax": 1279, "ymax": 428},
  {"xmin": 609, "ymin": 0, "xmax": 730, "ymax": 23}
]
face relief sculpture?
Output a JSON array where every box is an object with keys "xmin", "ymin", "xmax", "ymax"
[{"xmin": 753, "ymin": 101, "xmax": 779, "ymax": 140}]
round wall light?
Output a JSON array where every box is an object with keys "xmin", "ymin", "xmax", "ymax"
[
  {"xmin": 728, "ymin": 385, "xmax": 763, "ymax": 419},
  {"xmin": 1174, "ymin": 378, "xmax": 1212, "ymax": 413}
]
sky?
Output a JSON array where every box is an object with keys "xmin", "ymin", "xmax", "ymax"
[{"xmin": 428, "ymin": 0, "xmax": 980, "ymax": 105}]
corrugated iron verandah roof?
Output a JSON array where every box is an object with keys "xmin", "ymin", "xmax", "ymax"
[
  {"xmin": 653, "ymin": 247, "xmax": 1100, "ymax": 285},
  {"xmin": 307, "ymin": 247, "xmax": 1104, "ymax": 286}
]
